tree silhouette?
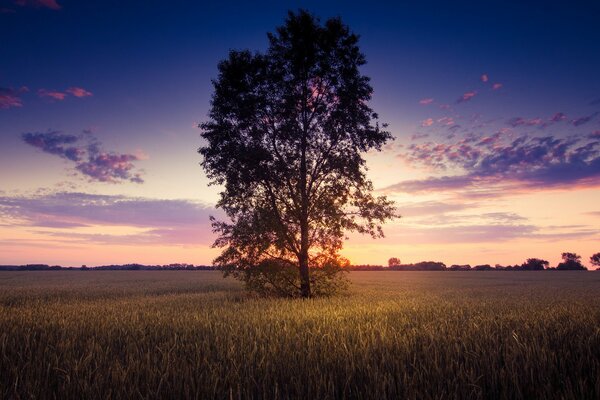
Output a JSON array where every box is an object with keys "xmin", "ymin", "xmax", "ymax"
[
  {"xmin": 388, "ymin": 257, "xmax": 401, "ymax": 267},
  {"xmin": 521, "ymin": 258, "xmax": 549, "ymax": 270},
  {"xmin": 590, "ymin": 252, "xmax": 600, "ymax": 268},
  {"xmin": 199, "ymin": 10, "xmax": 397, "ymax": 297},
  {"xmin": 557, "ymin": 252, "xmax": 586, "ymax": 270}
]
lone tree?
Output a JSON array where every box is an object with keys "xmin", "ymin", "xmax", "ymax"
[
  {"xmin": 590, "ymin": 252, "xmax": 600, "ymax": 268},
  {"xmin": 199, "ymin": 10, "xmax": 397, "ymax": 297},
  {"xmin": 388, "ymin": 257, "xmax": 401, "ymax": 268}
]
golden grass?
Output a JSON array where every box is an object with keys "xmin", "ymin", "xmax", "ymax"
[{"xmin": 1, "ymin": 271, "xmax": 599, "ymax": 399}]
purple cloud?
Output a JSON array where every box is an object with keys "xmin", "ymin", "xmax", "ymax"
[
  {"xmin": 21, "ymin": 131, "xmax": 144, "ymax": 183},
  {"xmin": 507, "ymin": 117, "xmax": 543, "ymax": 127},
  {"xmin": 65, "ymin": 87, "xmax": 92, "ymax": 98},
  {"xmin": 13, "ymin": 0, "xmax": 61, "ymax": 10},
  {"xmin": 480, "ymin": 74, "xmax": 489, "ymax": 83},
  {"xmin": 572, "ymin": 112, "xmax": 598, "ymax": 127},
  {"xmin": 388, "ymin": 134, "xmax": 600, "ymax": 195},
  {"xmin": 0, "ymin": 192, "xmax": 218, "ymax": 246},
  {"xmin": 419, "ymin": 98, "xmax": 434, "ymax": 105},
  {"xmin": 0, "ymin": 87, "xmax": 25, "ymax": 109},
  {"xmin": 456, "ymin": 91, "xmax": 477, "ymax": 104},
  {"xmin": 492, "ymin": 83, "xmax": 502, "ymax": 90}
]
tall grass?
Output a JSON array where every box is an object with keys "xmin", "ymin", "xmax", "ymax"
[{"xmin": 1, "ymin": 271, "xmax": 599, "ymax": 399}]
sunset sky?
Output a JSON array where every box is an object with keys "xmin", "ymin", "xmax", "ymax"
[{"xmin": 1, "ymin": 0, "xmax": 599, "ymax": 267}]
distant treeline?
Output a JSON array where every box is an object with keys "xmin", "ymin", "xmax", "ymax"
[
  {"xmin": 0, "ymin": 263, "xmax": 216, "ymax": 271},
  {"xmin": 351, "ymin": 259, "xmax": 592, "ymax": 271},
  {"xmin": 1, "ymin": 256, "xmax": 597, "ymax": 272}
]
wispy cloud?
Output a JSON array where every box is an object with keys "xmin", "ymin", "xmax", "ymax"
[
  {"xmin": 572, "ymin": 112, "xmax": 598, "ymax": 127},
  {"xmin": 480, "ymin": 74, "xmax": 489, "ymax": 83},
  {"xmin": 21, "ymin": 130, "xmax": 145, "ymax": 183},
  {"xmin": 419, "ymin": 98, "xmax": 434, "ymax": 105},
  {"xmin": 38, "ymin": 86, "xmax": 92, "ymax": 101},
  {"xmin": 66, "ymin": 87, "xmax": 93, "ymax": 98},
  {"xmin": 38, "ymin": 89, "xmax": 67, "ymax": 101},
  {"xmin": 387, "ymin": 134, "xmax": 600, "ymax": 195},
  {"xmin": 13, "ymin": 0, "xmax": 61, "ymax": 10},
  {"xmin": 421, "ymin": 118, "xmax": 434, "ymax": 127},
  {"xmin": 456, "ymin": 91, "xmax": 477, "ymax": 104},
  {"xmin": 492, "ymin": 83, "xmax": 502, "ymax": 90},
  {"xmin": 0, "ymin": 192, "xmax": 218, "ymax": 246},
  {"xmin": 0, "ymin": 87, "xmax": 26, "ymax": 109}
]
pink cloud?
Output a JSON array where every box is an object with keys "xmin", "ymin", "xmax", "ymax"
[
  {"xmin": 437, "ymin": 117, "xmax": 455, "ymax": 126},
  {"xmin": 66, "ymin": 87, "xmax": 93, "ymax": 98},
  {"xmin": 0, "ymin": 87, "xmax": 23, "ymax": 109},
  {"xmin": 38, "ymin": 89, "xmax": 67, "ymax": 101},
  {"xmin": 419, "ymin": 98, "xmax": 434, "ymax": 105},
  {"xmin": 480, "ymin": 74, "xmax": 489, "ymax": 83},
  {"xmin": 14, "ymin": 0, "xmax": 61, "ymax": 10},
  {"xmin": 421, "ymin": 118, "xmax": 434, "ymax": 127},
  {"xmin": 456, "ymin": 91, "xmax": 477, "ymax": 103},
  {"xmin": 492, "ymin": 83, "xmax": 503, "ymax": 90}
]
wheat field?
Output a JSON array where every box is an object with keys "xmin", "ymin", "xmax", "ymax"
[{"xmin": 1, "ymin": 271, "xmax": 599, "ymax": 399}]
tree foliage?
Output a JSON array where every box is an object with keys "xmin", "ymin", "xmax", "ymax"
[
  {"xmin": 557, "ymin": 252, "xmax": 586, "ymax": 270},
  {"xmin": 521, "ymin": 258, "xmax": 549, "ymax": 270},
  {"xmin": 199, "ymin": 10, "xmax": 397, "ymax": 297},
  {"xmin": 388, "ymin": 257, "xmax": 401, "ymax": 267},
  {"xmin": 590, "ymin": 252, "xmax": 600, "ymax": 268}
]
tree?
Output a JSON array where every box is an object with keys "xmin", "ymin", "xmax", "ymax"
[
  {"xmin": 199, "ymin": 10, "xmax": 397, "ymax": 297},
  {"xmin": 590, "ymin": 252, "xmax": 600, "ymax": 268},
  {"xmin": 521, "ymin": 258, "xmax": 549, "ymax": 270},
  {"xmin": 388, "ymin": 257, "xmax": 401, "ymax": 268},
  {"xmin": 556, "ymin": 252, "xmax": 586, "ymax": 270}
]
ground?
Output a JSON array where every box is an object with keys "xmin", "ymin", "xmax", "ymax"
[{"xmin": 1, "ymin": 271, "xmax": 599, "ymax": 399}]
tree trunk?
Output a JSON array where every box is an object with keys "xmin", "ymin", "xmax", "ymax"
[
  {"xmin": 299, "ymin": 233, "xmax": 310, "ymax": 298},
  {"xmin": 299, "ymin": 85, "xmax": 311, "ymax": 298}
]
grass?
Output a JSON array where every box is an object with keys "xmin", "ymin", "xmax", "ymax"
[{"xmin": 0, "ymin": 271, "xmax": 599, "ymax": 399}]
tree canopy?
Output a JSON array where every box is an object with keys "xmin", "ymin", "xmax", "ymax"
[{"xmin": 199, "ymin": 10, "xmax": 397, "ymax": 297}]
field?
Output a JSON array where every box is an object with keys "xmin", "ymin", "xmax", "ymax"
[{"xmin": 1, "ymin": 271, "xmax": 599, "ymax": 399}]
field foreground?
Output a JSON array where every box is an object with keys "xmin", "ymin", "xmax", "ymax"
[{"xmin": 1, "ymin": 271, "xmax": 599, "ymax": 399}]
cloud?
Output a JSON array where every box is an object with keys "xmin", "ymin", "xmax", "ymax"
[
  {"xmin": 410, "ymin": 132, "xmax": 429, "ymax": 141},
  {"xmin": 387, "ymin": 223, "xmax": 538, "ymax": 244},
  {"xmin": 38, "ymin": 89, "xmax": 67, "ymax": 101},
  {"xmin": 38, "ymin": 87, "xmax": 93, "ymax": 101},
  {"xmin": 13, "ymin": 0, "xmax": 61, "ymax": 10},
  {"xmin": 480, "ymin": 74, "xmax": 489, "ymax": 83},
  {"xmin": 590, "ymin": 130, "xmax": 600, "ymax": 139},
  {"xmin": 0, "ymin": 87, "xmax": 25, "ymax": 109},
  {"xmin": 572, "ymin": 112, "xmax": 598, "ymax": 127},
  {"xmin": 387, "ymin": 134, "xmax": 600, "ymax": 195},
  {"xmin": 419, "ymin": 98, "xmax": 434, "ymax": 105},
  {"xmin": 0, "ymin": 192, "xmax": 218, "ymax": 246},
  {"xmin": 396, "ymin": 201, "xmax": 471, "ymax": 217},
  {"xmin": 508, "ymin": 117, "xmax": 543, "ymax": 127},
  {"xmin": 492, "ymin": 83, "xmax": 502, "ymax": 90},
  {"xmin": 66, "ymin": 87, "xmax": 93, "ymax": 98},
  {"xmin": 456, "ymin": 91, "xmax": 477, "ymax": 104},
  {"xmin": 22, "ymin": 131, "xmax": 84, "ymax": 161},
  {"xmin": 21, "ymin": 131, "xmax": 145, "ymax": 183},
  {"xmin": 421, "ymin": 118, "xmax": 434, "ymax": 127},
  {"xmin": 550, "ymin": 112, "xmax": 567, "ymax": 122}
]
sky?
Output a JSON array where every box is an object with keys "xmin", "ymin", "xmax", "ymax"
[{"xmin": 1, "ymin": 0, "xmax": 599, "ymax": 267}]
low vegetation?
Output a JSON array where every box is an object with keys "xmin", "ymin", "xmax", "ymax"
[{"xmin": 1, "ymin": 271, "xmax": 599, "ymax": 399}]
